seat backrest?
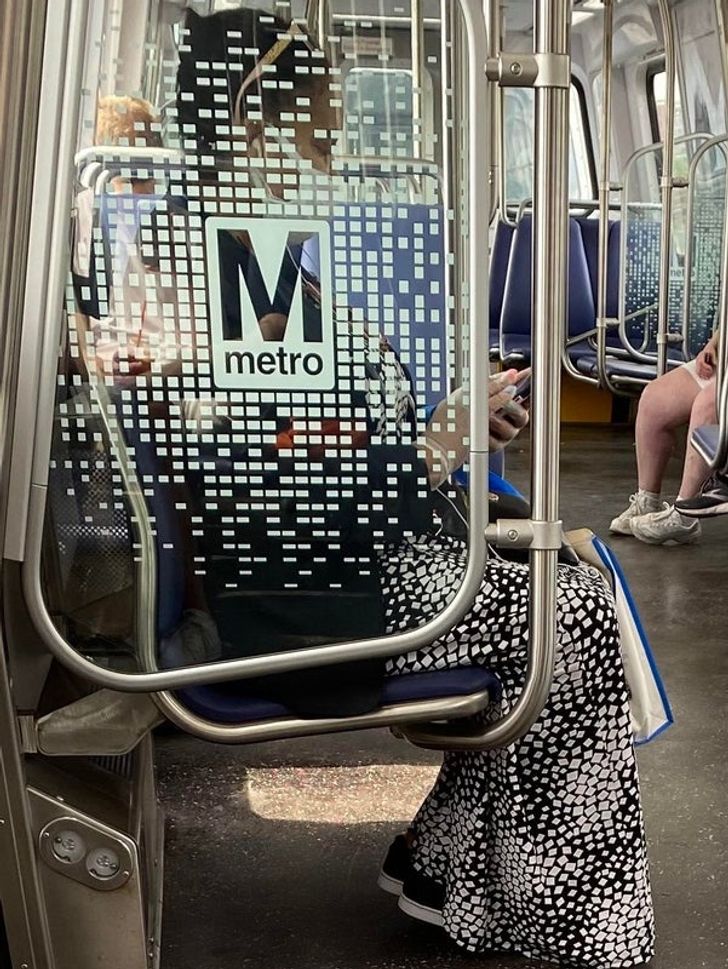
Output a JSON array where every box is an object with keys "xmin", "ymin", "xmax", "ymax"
[
  {"xmin": 489, "ymin": 220, "xmax": 515, "ymax": 330},
  {"xmin": 574, "ymin": 216, "xmax": 599, "ymax": 304},
  {"xmin": 574, "ymin": 216, "xmax": 622, "ymax": 346},
  {"xmin": 500, "ymin": 215, "xmax": 596, "ymax": 346},
  {"xmin": 623, "ymin": 214, "xmax": 662, "ymax": 348},
  {"xmin": 332, "ymin": 202, "xmax": 448, "ymax": 407}
]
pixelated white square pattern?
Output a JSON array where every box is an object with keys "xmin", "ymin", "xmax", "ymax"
[{"xmin": 205, "ymin": 216, "xmax": 335, "ymax": 391}]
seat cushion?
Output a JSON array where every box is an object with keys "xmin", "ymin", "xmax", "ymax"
[
  {"xmin": 175, "ymin": 666, "xmax": 500, "ymax": 725},
  {"xmin": 574, "ymin": 351, "xmax": 684, "ymax": 382}
]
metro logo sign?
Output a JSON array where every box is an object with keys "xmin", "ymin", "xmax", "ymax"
[{"xmin": 206, "ymin": 217, "xmax": 335, "ymax": 390}]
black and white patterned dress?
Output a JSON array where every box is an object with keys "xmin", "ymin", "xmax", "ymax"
[{"xmin": 382, "ymin": 535, "xmax": 655, "ymax": 969}]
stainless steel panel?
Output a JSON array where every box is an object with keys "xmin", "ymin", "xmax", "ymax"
[{"xmin": 29, "ymin": 787, "xmax": 148, "ymax": 969}]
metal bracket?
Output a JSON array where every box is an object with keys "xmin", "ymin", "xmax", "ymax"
[
  {"xmin": 596, "ymin": 316, "xmax": 619, "ymax": 331},
  {"xmin": 486, "ymin": 52, "xmax": 571, "ymax": 89},
  {"xmin": 485, "ymin": 519, "xmax": 563, "ymax": 551}
]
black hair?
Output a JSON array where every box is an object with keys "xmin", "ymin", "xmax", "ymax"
[{"xmin": 176, "ymin": 7, "xmax": 328, "ymax": 151}]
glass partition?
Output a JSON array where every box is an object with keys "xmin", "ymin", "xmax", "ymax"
[
  {"xmin": 43, "ymin": 0, "xmax": 475, "ymax": 682},
  {"xmin": 685, "ymin": 140, "xmax": 727, "ymax": 359}
]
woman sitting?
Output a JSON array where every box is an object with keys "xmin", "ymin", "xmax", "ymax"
[{"xmin": 610, "ymin": 334, "xmax": 717, "ymax": 545}]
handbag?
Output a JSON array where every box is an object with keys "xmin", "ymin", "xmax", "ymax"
[{"xmin": 565, "ymin": 528, "xmax": 674, "ymax": 746}]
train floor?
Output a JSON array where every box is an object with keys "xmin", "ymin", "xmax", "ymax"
[{"xmin": 157, "ymin": 425, "xmax": 728, "ymax": 969}]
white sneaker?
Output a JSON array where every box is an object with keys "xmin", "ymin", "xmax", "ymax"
[
  {"xmin": 609, "ymin": 493, "xmax": 661, "ymax": 536},
  {"xmin": 630, "ymin": 503, "xmax": 702, "ymax": 546}
]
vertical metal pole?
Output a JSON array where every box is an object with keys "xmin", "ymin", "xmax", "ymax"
[
  {"xmin": 316, "ymin": 0, "xmax": 328, "ymax": 52},
  {"xmin": 440, "ymin": 0, "xmax": 455, "ymax": 389},
  {"xmin": 411, "ymin": 0, "xmax": 425, "ymax": 158},
  {"xmin": 446, "ymin": 1, "xmax": 466, "ymax": 390},
  {"xmin": 0, "ymin": 0, "xmax": 56, "ymax": 959},
  {"xmin": 498, "ymin": 5, "xmax": 515, "ymax": 225},
  {"xmin": 530, "ymin": 0, "xmax": 570, "ymax": 713},
  {"xmin": 596, "ymin": 0, "xmax": 619, "ymax": 392},
  {"xmin": 486, "ymin": 0, "xmax": 501, "ymax": 221},
  {"xmin": 655, "ymin": 0, "xmax": 677, "ymax": 376}
]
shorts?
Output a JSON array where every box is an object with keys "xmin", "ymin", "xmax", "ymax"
[{"xmin": 682, "ymin": 357, "xmax": 714, "ymax": 391}]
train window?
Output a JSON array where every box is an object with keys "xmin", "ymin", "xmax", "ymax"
[
  {"xmin": 504, "ymin": 81, "xmax": 596, "ymax": 205},
  {"xmin": 344, "ymin": 68, "xmax": 435, "ymax": 161},
  {"xmin": 647, "ymin": 65, "xmax": 686, "ymax": 143}
]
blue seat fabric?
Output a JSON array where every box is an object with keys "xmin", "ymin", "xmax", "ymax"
[
  {"xmin": 573, "ymin": 350, "xmax": 684, "ymax": 382},
  {"xmin": 489, "ymin": 221, "xmax": 515, "ymax": 359},
  {"xmin": 492, "ymin": 213, "xmax": 682, "ymax": 374},
  {"xmin": 499, "ymin": 216, "xmax": 596, "ymax": 365},
  {"xmin": 692, "ymin": 425, "xmax": 719, "ymax": 463},
  {"xmin": 176, "ymin": 667, "xmax": 501, "ymax": 725}
]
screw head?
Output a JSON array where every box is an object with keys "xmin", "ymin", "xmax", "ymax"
[
  {"xmin": 507, "ymin": 529, "xmax": 519, "ymax": 542},
  {"xmin": 510, "ymin": 61, "xmax": 523, "ymax": 77}
]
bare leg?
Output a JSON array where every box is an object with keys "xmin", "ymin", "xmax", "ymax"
[
  {"xmin": 635, "ymin": 368, "xmax": 701, "ymax": 493},
  {"xmin": 677, "ymin": 381, "xmax": 716, "ymax": 499}
]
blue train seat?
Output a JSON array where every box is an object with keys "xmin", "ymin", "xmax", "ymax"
[
  {"xmin": 572, "ymin": 352, "xmax": 684, "ymax": 383},
  {"xmin": 500, "ymin": 216, "xmax": 596, "ymax": 366},
  {"xmin": 333, "ymin": 202, "xmax": 448, "ymax": 408},
  {"xmin": 169, "ymin": 664, "xmax": 501, "ymax": 725},
  {"xmin": 570, "ymin": 217, "xmax": 687, "ymax": 383},
  {"xmin": 572, "ymin": 217, "xmax": 621, "ymax": 321}
]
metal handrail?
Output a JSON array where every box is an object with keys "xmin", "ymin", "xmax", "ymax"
[
  {"xmin": 654, "ymin": 0, "xmax": 677, "ymax": 378},
  {"xmin": 486, "ymin": 0, "xmax": 501, "ymax": 222},
  {"xmin": 619, "ymin": 134, "xmax": 712, "ymax": 362},
  {"xmin": 404, "ymin": 0, "xmax": 568, "ymax": 751},
  {"xmin": 601, "ymin": 132, "xmax": 715, "ymax": 384},
  {"xmin": 681, "ymin": 134, "xmax": 728, "ymax": 358}
]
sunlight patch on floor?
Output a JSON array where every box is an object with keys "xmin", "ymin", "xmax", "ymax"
[{"xmin": 242, "ymin": 764, "xmax": 439, "ymax": 823}]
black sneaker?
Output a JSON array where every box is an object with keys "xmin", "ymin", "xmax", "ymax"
[
  {"xmin": 377, "ymin": 834, "xmax": 411, "ymax": 896},
  {"xmin": 676, "ymin": 474, "xmax": 728, "ymax": 517},
  {"xmin": 398, "ymin": 869, "xmax": 446, "ymax": 927}
]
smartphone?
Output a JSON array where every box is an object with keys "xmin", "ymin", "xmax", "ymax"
[
  {"xmin": 513, "ymin": 374, "xmax": 531, "ymax": 404},
  {"xmin": 495, "ymin": 374, "xmax": 530, "ymax": 420}
]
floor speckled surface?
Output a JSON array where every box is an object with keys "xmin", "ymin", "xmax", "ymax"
[{"xmin": 157, "ymin": 425, "xmax": 728, "ymax": 969}]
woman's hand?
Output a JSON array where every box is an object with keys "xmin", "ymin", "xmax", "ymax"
[
  {"xmin": 423, "ymin": 370, "xmax": 530, "ymax": 488},
  {"xmin": 488, "ymin": 369, "xmax": 530, "ymax": 452},
  {"xmin": 696, "ymin": 333, "xmax": 719, "ymax": 381}
]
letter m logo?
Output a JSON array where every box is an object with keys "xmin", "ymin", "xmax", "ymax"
[{"xmin": 205, "ymin": 217, "xmax": 335, "ymax": 390}]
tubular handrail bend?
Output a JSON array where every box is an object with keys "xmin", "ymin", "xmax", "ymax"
[
  {"xmin": 404, "ymin": 0, "xmax": 568, "ymax": 751},
  {"xmin": 563, "ymin": 0, "xmax": 616, "ymax": 391},
  {"xmin": 410, "ymin": 0, "xmax": 425, "ymax": 160},
  {"xmin": 610, "ymin": 133, "xmax": 714, "ymax": 380},
  {"xmin": 681, "ymin": 134, "xmax": 728, "ymax": 358},
  {"xmin": 487, "ymin": 0, "xmax": 501, "ymax": 222},
  {"xmin": 19, "ymin": 0, "xmax": 496, "ymax": 704}
]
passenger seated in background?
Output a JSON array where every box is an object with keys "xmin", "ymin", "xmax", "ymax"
[
  {"xmin": 96, "ymin": 94, "xmax": 162, "ymax": 191},
  {"xmin": 87, "ymin": 9, "xmax": 655, "ymax": 967},
  {"xmin": 610, "ymin": 332, "xmax": 718, "ymax": 545}
]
